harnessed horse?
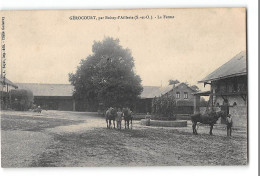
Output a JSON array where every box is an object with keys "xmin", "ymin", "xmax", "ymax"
[
  {"xmin": 105, "ymin": 107, "xmax": 117, "ymax": 129},
  {"xmin": 122, "ymin": 108, "xmax": 133, "ymax": 129},
  {"xmin": 191, "ymin": 111, "xmax": 225, "ymax": 135}
]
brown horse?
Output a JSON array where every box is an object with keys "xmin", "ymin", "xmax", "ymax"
[
  {"xmin": 122, "ymin": 108, "xmax": 133, "ymax": 129},
  {"xmin": 191, "ymin": 111, "xmax": 225, "ymax": 135},
  {"xmin": 105, "ymin": 107, "xmax": 117, "ymax": 129}
]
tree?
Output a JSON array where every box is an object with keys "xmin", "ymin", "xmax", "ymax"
[
  {"xmin": 168, "ymin": 79, "xmax": 180, "ymax": 86},
  {"xmin": 10, "ymin": 89, "xmax": 34, "ymax": 111},
  {"xmin": 152, "ymin": 95, "xmax": 176, "ymax": 120},
  {"xmin": 69, "ymin": 37, "xmax": 143, "ymax": 109}
]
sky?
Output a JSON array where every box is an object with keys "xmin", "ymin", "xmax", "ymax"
[{"xmin": 2, "ymin": 8, "xmax": 246, "ymax": 91}]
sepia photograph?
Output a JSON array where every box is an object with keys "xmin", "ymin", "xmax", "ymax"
[{"xmin": 0, "ymin": 8, "xmax": 248, "ymax": 168}]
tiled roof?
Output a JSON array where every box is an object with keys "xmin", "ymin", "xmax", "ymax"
[
  {"xmin": 140, "ymin": 85, "xmax": 175, "ymax": 99},
  {"xmin": 15, "ymin": 83, "xmax": 194, "ymax": 99},
  {"xmin": 15, "ymin": 83, "xmax": 74, "ymax": 97},
  {"xmin": 140, "ymin": 83, "xmax": 196, "ymax": 98},
  {"xmin": 0, "ymin": 77, "xmax": 18, "ymax": 88},
  {"xmin": 140, "ymin": 86, "xmax": 161, "ymax": 98},
  {"xmin": 199, "ymin": 51, "xmax": 247, "ymax": 83},
  {"xmin": 16, "ymin": 83, "xmax": 162, "ymax": 98}
]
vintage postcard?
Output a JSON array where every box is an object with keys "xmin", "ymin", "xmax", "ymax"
[{"xmin": 0, "ymin": 8, "xmax": 247, "ymax": 167}]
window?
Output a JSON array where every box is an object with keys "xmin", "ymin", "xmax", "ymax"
[
  {"xmin": 176, "ymin": 92, "xmax": 180, "ymax": 99},
  {"xmin": 184, "ymin": 92, "xmax": 188, "ymax": 99}
]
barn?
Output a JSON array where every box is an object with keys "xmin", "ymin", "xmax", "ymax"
[
  {"xmin": 16, "ymin": 83, "xmax": 76, "ymax": 111},
  {"xmin": 195, "ymin": 51, "xmax": 247, "ymax": 127},
  {"xmin": 134, "ymin": 86, "xmax": 161, "ymax": 113}
]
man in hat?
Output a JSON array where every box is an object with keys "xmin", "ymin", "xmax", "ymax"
[{"xmin": 226, "ymin": 114, "xmax": 233, "ymax": 136}]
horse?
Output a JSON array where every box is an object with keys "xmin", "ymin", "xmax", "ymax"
[
  {"xmin": 105, "ymin": 107, "xmax": 117, "ymax": 129},
  {"xmin": 191, "ymin": 110, "xmax": 225, "ymax": 135},
  {"xmin": 122, "ymin": 108, "xmax": 133, "ymax": 129}
]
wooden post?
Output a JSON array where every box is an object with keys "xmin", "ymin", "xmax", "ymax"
[{"xmin": 194, "ymin": 95, "xmax": 200, "ymax": 114}]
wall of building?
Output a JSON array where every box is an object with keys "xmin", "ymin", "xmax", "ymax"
[
  {"xmin": 229, "ymin": 105, "xmax": 247, "ymax": 128},
  {"xmin": 134, "ymin": 98, "xmax": 152, "ymax": 114},
  {"xmin": 58, "ymin": 99, "xmax": 74, "ymax": 111},
  {"xmin": 214, "ymin": 95, "xmax": 247, "ymax": 128},
  {"xmin": 199, "ymin": 107, "xmax": 221, "ymax": 114},
  {"xmin": 209, "ymin": 76, "xmax": 247, "ymax": 128},
  {"xmin": 0, "ymin": 83, "xmax": 17, "ymax": 92},
  {"xmin": 167, "ymin": 84, "xmax": 195, "ymax": 102},
  {"xmin": 34, "ymin": 96, "xmax": 74, "ymax": 111},
  {"xmin": 34, "ymin": 96, "xmax": 100, "ymax": 112},
  {"xmin": 214, "ymin": 94, "xmax": 247, "ymax": 107}
]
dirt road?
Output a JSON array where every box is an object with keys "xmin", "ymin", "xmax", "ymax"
[{"xmin": 1, "ymin": 110, "xmax": 247, "ymax": 167}]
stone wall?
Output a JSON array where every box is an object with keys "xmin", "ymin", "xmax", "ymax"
[
  {"xmin": 229, "ymin": 106, "xmax": 247, "ymax": 128},
  {"xmin": 199, "ymin": 106, "xmax": 247, "ymax": 128},
  {"xmin": 199, "ymin": 107, "xmax": 221, "ymax": 114},
  {"xmin": 215, "ymin": 95, "xmax": 247, "ymax": 107}
]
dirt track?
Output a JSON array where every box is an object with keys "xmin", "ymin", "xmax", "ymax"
[{"xmin": 1, "ymin": 110, "xmax": 247, "ymax": 167}]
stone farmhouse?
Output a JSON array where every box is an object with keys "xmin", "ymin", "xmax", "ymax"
[
  {"xmin": 195, "ymin": 51, "xmax": 247, "ymax": 127},
  {"xmin": 136, "ymin": 83, "xmax": 197, "ymax": 114}
]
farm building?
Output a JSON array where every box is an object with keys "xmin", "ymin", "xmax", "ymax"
[
  {"xmin": 16, "ymin": 83, "xmax": 100, "ymax": 111},
  {"xmin": 135, "ymin": 83, "xmax": 198, "ymax": 114},
  {"xmin": 163, "ymin": 82, "xmax": 197, "ymax": 102},
  {"xmin": 16, "ymin": 83, "xmax": 77, "ymax": 111},
  {"xmin": 196, "ymin": 51, "xmax": 247, "ymax": 127},
  {"xmin": 0, "ymin": 77, "xmax": 18, "ymax": 109},
  {"xmin": 163, "ymin": 83, "xmax": 198, "ymax": 114},
  {"xmin": 0, "ymin": 77, "xmax": 18, "ymax": 92},
  {"xmin": 134, "ymin": 86, "xmax": 161, "ymax": 113}
]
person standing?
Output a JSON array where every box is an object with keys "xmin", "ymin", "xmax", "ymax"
[
  {"xmin": 145, "ymin": 112, "xmax": 151, "ymax": 119},
  {"xmin": 226, "ymin": 114, "xmax": 233, "ymax": 136},
  {"xmin": 145, "ymin": 112, "xmax": 151, "ymax": 126},
  {"xmin": 116, "ymin": 108, "xmax": 123, "ymax": 129}
]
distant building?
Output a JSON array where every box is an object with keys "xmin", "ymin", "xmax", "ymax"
[
  {"xmin": 163, "ymin": 82, "xmax": 197, "ymax": 103},
  {"xmin": 16, "ymin": 83, "xmax": 76, "ymax": 111},
  {"xmin": 136, "ymin": 83, "xmax": 197, "ymax": 114},
  {"xmin": 0, "ymin": 77, "xmax": 18, "ymax": 109},
  {"xmin": 0, "ymin": 77, "xmax": 18, "ymax": 92},
  {"xmin": 196, "ymin": 51, "xmax": 247, "ymax": 127},
  {"xmin": 135, "ymin": 86, "xmax": 161, "ymax": 113}
]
